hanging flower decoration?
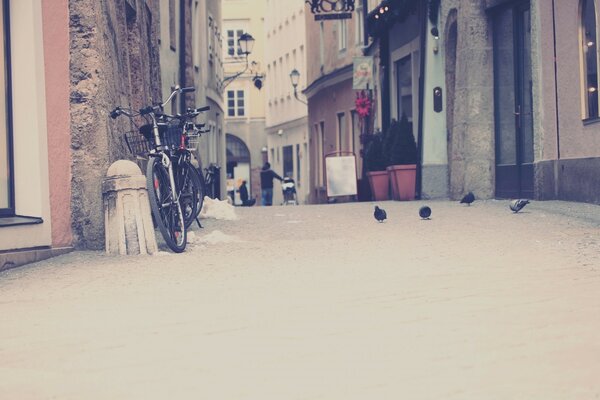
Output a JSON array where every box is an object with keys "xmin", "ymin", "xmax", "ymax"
[{"xmin": 355, "ymin": 90, "xmax": 372, "ymax": 118}]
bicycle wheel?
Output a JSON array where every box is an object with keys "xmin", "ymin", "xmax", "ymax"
[
  {"xmin": 146, "ymin": 157, "xmax": 187, "ymax": 253},
  {"xmin": 179, "ymin": 162, "xmax": 205, "ymax": 229}
]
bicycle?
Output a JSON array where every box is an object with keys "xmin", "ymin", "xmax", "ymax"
[{"xmin": 111, "ymin": 86, "xmax": 209, "ymax": 252}]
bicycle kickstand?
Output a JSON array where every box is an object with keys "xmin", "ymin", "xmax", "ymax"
[{"xmin": 195, "ymin": 217, "xmax": 203, "ymax": 229}]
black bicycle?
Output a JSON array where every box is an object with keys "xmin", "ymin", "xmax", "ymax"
[{"xmin": 111, "ymin": 87, "xmax": 209, "ymax": 252}]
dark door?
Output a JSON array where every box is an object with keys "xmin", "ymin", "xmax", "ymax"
[{"xmin": 492, "ymin": 2, "xmax": 534, "ymax": 199}]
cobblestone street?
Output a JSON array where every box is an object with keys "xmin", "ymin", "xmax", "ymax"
[{"xmin": 1, "ymin": 200, "xmax": 600, "ymax": 399}]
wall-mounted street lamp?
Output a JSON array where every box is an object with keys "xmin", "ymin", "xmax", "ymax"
[
  {"xmin": 430, "ymin": 27, "xmax": 440, "ymax": 54},
  {"xmin": 289, "ymin": 68, "xmax": 308, "ymax": 105},
  {"xmin": 220, "ymin": 33, "xmax": 256, "ymax": 90}
]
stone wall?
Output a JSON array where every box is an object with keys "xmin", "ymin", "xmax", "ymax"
[
  {"xmin": 440, "ymin": 0, "xmax": 495, "ymax": 200},
  {"xmin": 70, "ymin": 0, "xmax": 161, "ymax": 249}
]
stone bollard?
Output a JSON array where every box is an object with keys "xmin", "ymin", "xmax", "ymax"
[{"xmin": 102, "ymin": 160, "xmax": 158, "ymax": 255}]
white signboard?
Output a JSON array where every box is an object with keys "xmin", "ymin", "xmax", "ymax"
[
  {"xmin": 353, "ymin": 56, "xmax": 374, "ymax": 90},
  {"xmin": 326, "ymin": 155, "xmax": 357, "ymax": 197}
]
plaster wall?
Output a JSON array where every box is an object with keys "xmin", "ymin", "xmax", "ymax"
[
  {"xmin": 305, "ymin": 3, "xmax": 366, "ymax": 203},
  {"xmin": 266, "ymin": 117, "xmax": 310, "ymax": 205},
  {"xmin": 223, "ymin": 0, "xmax": 267, "ymax": 200},
  {"xmin": 307, "ymin": 78, "xmax": 356, "ymax": 203},
  {"xmin": 421, "ymin": 13, "xmax": 449, "ymax": 199},
  {"xmin": 264, "ymin": 0, "xmax": 309, "ymax": 205},
  {"xmin": 193, "ymin": 0, "xmax": 226, "ymax": 198},
  {"xmin": 42, "ymin": 0, "xmax": 72, "ymax": 247},
  {"xmin": 538, "ymin": 0, "xmax": 600, "ymax": 159},
  {"xmin": 305, "ymin": 3, "xmax": 366, "ymax": 87},
  {"xmin": 264, "ymin": 0, "xmax": 307, "ymax": 128},
  {"xmin": 0, "ymin": 0, "xmax": 53, "ymax": 251},
  {"xmin": 159, "ymin": 0, "xmax": 180, "ymax": 106}
]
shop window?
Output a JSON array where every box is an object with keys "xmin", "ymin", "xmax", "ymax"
[
  {"xmin": 582, "ymin": 0, "xmax": 599, "ymax": 119},
  {"xmin": 0, "ymin": 0, "xmax": 13, "ymax": 216}
]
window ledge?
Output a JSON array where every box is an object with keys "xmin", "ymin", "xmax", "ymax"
[
  {"xmin": 583, "ymin": 116, "xmax": 600, "ymax": 126},
  {"xmin": 0, "ymin": 215, "xmax": 44, "ymax": 228}
]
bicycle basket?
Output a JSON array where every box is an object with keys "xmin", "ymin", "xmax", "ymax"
[
  {"xmin": 139, "ymin": 122, "xmax": 183, "ymax": 150},
  {"xmin": 185, "ymin": 132, "xmax": 201, "ymax": 151},
  {"xmin": 123, "ymin": 131, "xmax": 151, "ymax": 158}
]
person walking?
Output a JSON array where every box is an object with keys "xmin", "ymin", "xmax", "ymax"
[
  {"xmin": 238, "ymin": 180, "xmax": 256, "ymax": 207},
  {"xmin": 260, "ymin": 162, "xmax": 283, "ymax": 206}
]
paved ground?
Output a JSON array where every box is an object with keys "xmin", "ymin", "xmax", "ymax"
[{"xmin": 1, "ymin": 199, "xmax": 600, "ymax": 399}]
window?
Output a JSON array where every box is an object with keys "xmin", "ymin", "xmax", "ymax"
[
  {"xmin": 208, "ymin": 16, "xmax": 214, "ymax": 62},
  {"xmin": 0, "ymin": 0, "xmax": 13, "ymax": 215},
  {"xmin": 582, "ymin": 0, "xmax": 599, "ymax": 119},
  {"xmin": 338, "ymin": 19, "xmax": 347, "ymax": 51},
  {"xmin": 227, "ymin": 29, "xmax": 244, "ymax": 57},
  {"xmin": 315, "ymin": 122, "xmax": 325, "ymax": 186},
  {"xmin": 296, "ymin": 143, "xmax": 301, "ymax": 186},
  {"xmin": 351, "ymin": 110, "xmax": 362, "ymax": 176},
  {"xmin": 355, "ymin": 5, "xmax": 364, "ymax": 46},
  {"xmin": 283, "ymin": 145, "xmax": 293, "ymax": 178},
  {"xmin": 169, "ymin": 0, "xmax": 176, "ymax": 50},
  {"xmin": 227, "ymin": 90, "xmax": 245, "ymax": 117},
  {"xmin": 319, "ymin": 22, "xmax": 325, "ymax": 68},
  {"xmin": 337, "ymin": 112, "xmax": 347, "ymax": 151},
  {"xmin": 193, "ymin": 1, "xmax": 201, "ymax": 69}
]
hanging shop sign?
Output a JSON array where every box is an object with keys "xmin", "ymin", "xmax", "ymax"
[
  {"xmin": 353, "ymin": 56, "xmax": 373, "ymax": 90},
  {"xmin": 306, "ymin": 0, "xmax": 355, "ymax": 20}
]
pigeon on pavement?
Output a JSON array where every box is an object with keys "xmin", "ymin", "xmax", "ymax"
[
  {"xmin": 374, "ymin": 205, "xmax": 387, "ymax": 222},
  {"xmin": 419, "ymin": 206, "xmax": 431, "ymax": 219},
  {"xmin": 510, "ymin": 199, "xmax": 530, "ymax": 213},
  {"xmin": 460, "ymin": 192, "xmax": 475, "ymax": 206}
]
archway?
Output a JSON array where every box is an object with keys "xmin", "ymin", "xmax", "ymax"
[{"xmin": 225, "ymin": 134, "xmax": 251, "ymax": 204}]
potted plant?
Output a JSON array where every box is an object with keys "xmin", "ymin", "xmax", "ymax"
[
  {"xmin": 386, "ymin": 114, "xmax": 418, "ymax": 201},
  {"xmin": 364, "ymin": 129, "xmax": 390, "ymax": 201}
]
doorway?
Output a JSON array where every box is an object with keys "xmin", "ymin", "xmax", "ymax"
[
  {"xmin": 492, "ymin": 2, "xmax": 534, "ymax": 199},
  {"xmin": 225, "ymin": 134, "xmax": 251, "ymax": 205}
]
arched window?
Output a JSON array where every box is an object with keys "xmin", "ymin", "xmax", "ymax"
[{"xmin": 581, "ymin": 0, "xmax": 599, "ymax": 119}]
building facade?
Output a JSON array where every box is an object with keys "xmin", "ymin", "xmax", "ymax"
[
  {"xmin": 222, "ymin": 0, "xmax": 267, "ymax": 205},
  {"xmin": 1, "ymin": 0, "xmax": 72, "ymax": 267},
  {"xmin": 264, "ymin": 0, "xmax": 309, "ymax": 205},
  {"xmin": 305, "ymin": 1, "xmax": 368, "ymax": 203},
  {"xmin": 159, "ymin": 0, "xmax": 226, "ymax": 199},
  {"xmin": 434, "ymin": 0, "xmax": 600, "ymax": 203}
]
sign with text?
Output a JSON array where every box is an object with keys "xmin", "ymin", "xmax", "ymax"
[{"xmin": 353, "ymin": 57, "xmax": 374, "ymax": 90}]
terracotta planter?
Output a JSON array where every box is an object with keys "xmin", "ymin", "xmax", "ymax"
[
  {"xmin": 387, "ymin": 164, "xmax": 416, "ymax": 201},
  {"xmin": 366, "ymin": 171, "xmax": 389, "ymax": 201}
]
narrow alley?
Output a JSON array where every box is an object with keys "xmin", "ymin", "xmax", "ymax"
[{"xmin": 1, "ymin": 200, "xmax": 599, "ymax": 399}]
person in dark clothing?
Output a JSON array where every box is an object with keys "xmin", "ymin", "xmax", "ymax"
[
  {"xmin": 238, "ymin": 180, "xmax": 256, "ymax": 207},
  {"xmin": 260, "ymin": 162, "xmax": 283, "ymax": 206}
]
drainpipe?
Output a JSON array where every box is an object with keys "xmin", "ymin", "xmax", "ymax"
[
  {"xmin": 179, "ymin": 0, "xmax": 187, "ymax": 112},
  {"xmin": 416, "ymin": 0, "xmax": 427, "ymax": 199}
]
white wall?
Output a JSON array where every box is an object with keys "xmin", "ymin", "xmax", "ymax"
[
  {"xmin": 0, "ymin": 0, "xmax": 52, "ymax": 250},
  {"xmin": 264, "ymin": 0, "xmax": 309, "ymax": 204}
]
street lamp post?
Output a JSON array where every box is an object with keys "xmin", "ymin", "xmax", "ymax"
[
  {"xmin": 289, "ymin": 68, "xmax": 308, "ymax": 105},
  {"xmin": 221, "ymin": 33, "xmax": 256, "ymax": 89}
]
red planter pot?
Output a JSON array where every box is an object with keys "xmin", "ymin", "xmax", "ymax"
[
  {"xmin": 387, "ymin": 164, "xmax": 416, "ymax": 201},
  {"xmin": 366, "ymin": 171, "xmax": 389, "ymax": 201}
]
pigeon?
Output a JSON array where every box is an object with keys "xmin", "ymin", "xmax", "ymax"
[
  {"xmin": 509, "ymin": 199, "xmax": 530, "ymax": 213},
  {"xmin": 374, "ymin": 205, "xmax": 387, "ymax": 222},
  {"xmin": 419, "ymin": 206, "xmax": 431, "ymax": 219},
  {"xmin": 460, "ymin": 192, "xmax": 475, "ymax": 206}
]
